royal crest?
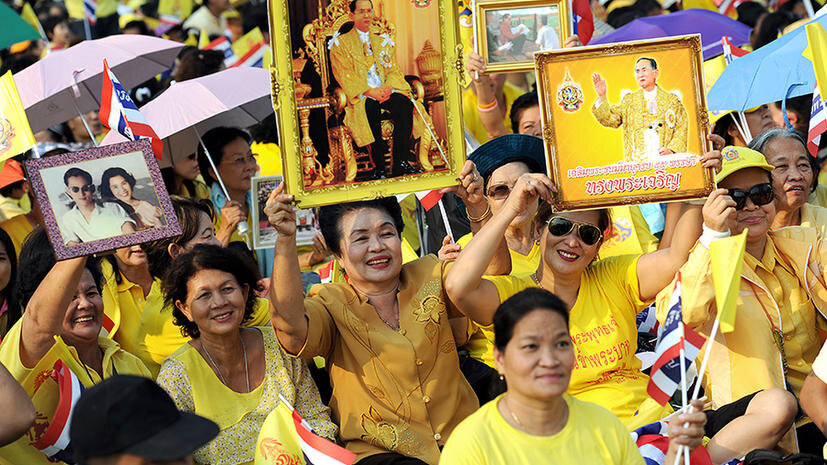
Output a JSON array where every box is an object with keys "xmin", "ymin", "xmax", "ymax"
[
  {"xmin": 0, "ymin": 109, "xmax": 15, "ymax": 155},
  {"xmin": 722, "ymin": 147, "xmax": 739, "ymax": 161},
  {"xmin": 410, "ymin": 0, "xmax": 432, "ymax": 6},
  {"xmin": 556, "ymin": 69, "xmax": 583, "ymax": 113}
]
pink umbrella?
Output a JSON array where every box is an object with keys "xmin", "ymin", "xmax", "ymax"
[
  {"xmin": 14, "ymin": 35, "xmax": 184, "ymax": 132},
  {"xmin": 101, "ymin": 67, "xmax": 273, "ymax": 167}
]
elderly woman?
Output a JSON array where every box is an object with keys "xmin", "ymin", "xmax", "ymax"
[
  {"xmin": 440, "ymin": 288, "xmax": 705, "ymax": 465},
  {"xmin": 0, "ymin": 228, "xmax": 149, "ymax": 464},
  {"xmin": 266, "ymin": 164, "xmax": 483, "ymax": 465},
  {"xmin": 100, "ymin": 167, "xmax": 166, "ymax": 230},
  {"xmin": 134, "ymin": 196, "xmax": 271, "ymax": 377},
  {"xmin": 746, "ymin": 129, "xmax": 827, "ymax": 235},
  {"xmin": 156, "ymin": 245, "xmax": 335, "ymax": 465}
]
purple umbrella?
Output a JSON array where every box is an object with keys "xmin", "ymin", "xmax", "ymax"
[{"xmin": 589, "ymin": 9, "xmax": 751, "ymax": 60}]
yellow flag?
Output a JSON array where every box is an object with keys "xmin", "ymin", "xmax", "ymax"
[
  {"xmin": 709, "ymin": 229, "xmax": 748, "ymax": 333},
  {"xmin": 231, "ymin": 27, "xmax": 265, "ymax": 59},
  {"xmin": 184, "ymin": 31, "xmax": 198, "ymax": 47},
  {"xmin": 804, "ymin": 23, "xmax": 827, "ymax": 92},
  {"xmin": 254, "ymin": 402, "xmax": 305, "ymax": 464},
  {"xmin": 20, "ymin": 3, "xmax": 40, "ymax": 32},
  {"xmin": 198, "ymin": 27, "xmax": 210, "ymax": 49},
  {"xmin": 0, "ymin": 71, "xmax": 35, "ymax": 161},
  {"xmin": 158, "ymin": 0, "xmax": 193, "ymax": 23}
]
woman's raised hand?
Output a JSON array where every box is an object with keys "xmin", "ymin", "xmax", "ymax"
[
  {"xmin": 438, "ymin": 235, "xmax": 462, "ymax": 261},
  {"xmin": 503, "ymin": 173, "xmax": 556, "ymax": 217},
  {"xmin": 444, "ymin": 160, "xmax": 486, "ymax": 206},
  {"xmin": 699, "ymin": 147, "xmax": 723, "ymax": 173},
  {"xmin": 264, "ymin": 182, "xmax": 297, "ymax": 237},
  {"xmin": 702, "ymin": 188, "xmax": 736, "ymax": 233}
]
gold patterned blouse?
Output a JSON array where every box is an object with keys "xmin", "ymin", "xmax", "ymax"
[{"xmin": 288, "ymin": 255, "xmax": 479, "ymax": 465}]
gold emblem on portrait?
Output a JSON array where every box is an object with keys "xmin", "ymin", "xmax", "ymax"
[{"xmin": 556, "ymin": 68, "xmax": 583, "ymax": 113}]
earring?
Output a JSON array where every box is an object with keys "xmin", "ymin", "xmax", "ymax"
[{"xmin": 498, "ymin": 374, "xmax": 504, "ymax": 381}]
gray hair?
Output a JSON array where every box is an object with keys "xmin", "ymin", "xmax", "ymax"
[{"xmin": 747, "ymin": 128, "xmax": 806, "ymax": 154}]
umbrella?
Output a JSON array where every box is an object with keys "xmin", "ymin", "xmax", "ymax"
[
  {"xmin": 101, "ymin": 67, "xmax": 273, "ymax": 167},
  {"xmin": 589, "ymin": 9, "xmax": 751, "ymax": 60},
  {"xmin": 0, "ymin": 2, "xmax": 40, "ymax": 52},
  {"xmin": 13, "ymin": 35, "xmax": 184, "ymax": 132},
  {"xmin": 707, "ymin": 15, "xmax": 827, "ymax": 112}
]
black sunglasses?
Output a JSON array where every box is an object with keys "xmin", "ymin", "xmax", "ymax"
[
  {"xmin": 547, "ymin": 217, "xmax": 603, "ymax": 246},
  {"xmin": 727, "ymin": 183, "xmax": 774, "ymax": 210},
  {"xmin": 69, "ymin": 184, "xmax": 96, "ymax": 194}
]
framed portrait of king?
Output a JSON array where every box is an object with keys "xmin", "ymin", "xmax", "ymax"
[
  {"xmin": 535, "ymin": 35, "xmax": 715, "ymax": 211},
  {"xmin": 268, "ymin": 0, "xmax": 467, "ymax": 207}
]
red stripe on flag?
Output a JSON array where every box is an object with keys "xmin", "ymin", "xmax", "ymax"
[
  {"xmin": 30, "ymin": 361, "xmax": 73, "ymax": 450},
  {"xmin": 228, "ymin": 43, "xmax": 265, "ymax": 68},
  {"xmin": 416, "ymin": 190, "xmax": 442, "ymax": 211},
  {"xmin": 99, "ymin": 60, "xmax": 115, "ymax": 128},
  {"xmin": 291, "ymin": 410, "xmax": 356, "ymax": 463},
  {"xmin": 102, "ymin": 314, "xmax": 115, "ymax": 334},
  {"xmin": 646, "ymin": 381, "xmax": 672, "ymax": 406}
]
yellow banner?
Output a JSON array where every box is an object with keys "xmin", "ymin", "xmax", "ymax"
[
  {"xmin": 710, "ymin": 229, "xmax": 747, "ymax": 333},
  {"xmin": 231, "ymin": 27, "xmax": 265, "ymax": 59},
  {"xmin": 254, "ymin": 402, "xmax": 305, "ymax": 464},
  {"xmin": 0, "ymin": 71, "xmax": 35, "ymax": 160}
]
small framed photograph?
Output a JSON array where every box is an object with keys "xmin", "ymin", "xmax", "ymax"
[
  {"xmin": 475, "ymin": 0, "xmax": 570, "ymax": 74},
  {"xmin": 251, "ymin": 175, "xmax": 318, "ymax": 250},
  {"xmin": 25, "ymin": 139, "xmax": 182, "ymax": 260},
  {"xmin": 535, "ymin": 35, "xmax": 714, "ymax": 211}
]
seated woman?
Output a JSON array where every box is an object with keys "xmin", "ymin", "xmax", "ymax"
[
  {"xmin": 266, "ymin": 167, "xmax": 482, "ymax": 465},
  {"xmin": 0, "ymin": 228, "xmax": 149, "ymax": 464},
  {"xmin": 134, "ymin": 196, "xmax": 271, "ymax": 377},
  {"xmin": 156, "ymin": 245, "xmax": 336, "ymax": 465},
  {"xmin": 100, "ymin": 167, "xmax": 166, "ymax": 230},
  {"xmin": 100, "ymin": 245, "xmax": 153, "ymax": 354},
  {"xmin": 747, "ymin": 129, "xmax": 827, "ymax": 237},
  {"xmin": 657, "ymin": 145, "xmax": 823, "ymax": 454},
  {"xmin": 440, "ymin": 288, "xmax": 706, "ymax": 465}
]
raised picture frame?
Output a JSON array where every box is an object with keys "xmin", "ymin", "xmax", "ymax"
[{"xmin": 251, "ymin": 175, "xmax": 318, "ymax": 249}]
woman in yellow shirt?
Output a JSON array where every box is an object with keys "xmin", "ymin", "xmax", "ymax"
[
  {"xmin": 156, "ymin": 245, "xmax": 336, "ymax": 465},
  {"xmin": 440, "ymin": 288, "xmax": 705, "ymax": 465},
  {"xmin": 161, "ymin": 153, "xmax": 211, "ymax": 200},
  {"xmin": 101, "ymin": 245, "xmax": 153, "ymax": 354}
]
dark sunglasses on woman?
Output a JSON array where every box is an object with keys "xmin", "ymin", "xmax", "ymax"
[
  {"xmin": 547, "ymin": 217, "xmax": 603, "ymax": 246},
  {"xmin": 727, "ymin": 183, "xmax": 774, "ymax": 210}
]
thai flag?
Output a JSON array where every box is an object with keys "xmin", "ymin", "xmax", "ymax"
[
  {"xmin": 714, "ymin": 0, "xmax": 740, "ymax": 16},
  {"xmin": 809, "ymin": 84, "xmax": 827, "ymax": 158},
  {"xmin": 84, "ymin": 0, "xmax": 97, "ymax": 25},
  {"xmin": 631, "ymin": 421, "xmax": 715, "ymax": 465},
  {"xmin": 571, "ymin": 0, "xmax": 594, "ymax": 45},
  {"xmin": 636, "ymin": 305, "xmax": 660, "ymax": 336},
  {"xmin": 415, "ymin": 190, "xmax": 442, "ymax": 211},
  {"xmin": 30, "ymin": 360, "xmax": 85, "ymax": 464},
  {"xmin": 204, "ymin": 36, "xmax": 237, "ymax": 67},
  {"xmin": 229, "ymin": 43, "xmax": 267, "ymax": 68},
  {"xmin": 318, "ymin": 260, "xmax": 335, "ymax": 283},
  {"xmin": 647, "ymin": 274, "xmax": 706, "ymax": 406},
  {"xmin": 290, "ymin": 409, "xmax": 355, "ymax": 464},
  {"xmin": 721, "ymin": 36, "xmax": 749, "ymax": 65},
  {"xmin": 99, "ymin": 59, "xmax": 163, "ymax": 159}
]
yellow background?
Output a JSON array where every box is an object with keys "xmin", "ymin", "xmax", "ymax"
[{"xmin": 540, "ymin": 44, "xmax": 710, "ymax": 208}]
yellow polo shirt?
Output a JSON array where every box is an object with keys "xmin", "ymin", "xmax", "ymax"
[
  {"xmin": 0, "ymin": 214, "xmax": 34, "ymax": 257},
  {"xmin": 101, "ymin": 260, "xmax": 148, "ymax": 354}
]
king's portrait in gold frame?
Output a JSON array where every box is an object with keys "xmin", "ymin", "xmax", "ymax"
[
  {"xmin": 535, "ymin": 35, "xmax": 714, "ymax": 212},
  {"xmin": 268, "ymin": 0, "xmax": 467, "ymax": 207}
]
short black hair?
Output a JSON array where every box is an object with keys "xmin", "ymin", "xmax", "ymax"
[
  {"xmin": 122, "ymin": 20, "xmax": 151, "ymax": 35},
  {"xmin": 142, "ymin": 196, "xmax": 216, "ymax": 279},
  {"xmin": 636, "ymin": 57, "xmax": 658, "ymax": 70},
  {"xmin": 349, "ymin": 0, "xmax": 372, "ymax": 12},
  {"xmin": 493, "ymin": 287, "xmax": 569, "ymax": 351},
  {"xmin": 712, "ymin": 113, "xmax": 736, "ymax": 147},
  {"xmin": 736, "ymin": 1, "xmax": 767, "ymax": 28},
  {"xmin": 162, "ymin": 244, "xmax": 260, "ymax": 338},
  {"xmin": 42, "ymin": 15, "xmax": 68, "ymax": 37},
  {"xmin": 197, "ymin": 126, "xmax": 252, "ymax": 185},
  {"xmin": 99, "ymin": 167, "xmax": 136, "ymax": 199},
  {"xmin": 510, "ymin": 91, "xmax": 539, "ymax": 134},
  {"xmin": 16, "ymin": 227, "xmax": 103, "ymax": 311},
  {"xmin": 0, "ymin": 180, "xmax": 24, "ymax": 199},
  {"xmin": 64, "ymin": 167, "xmax": 93, "ymax": 186},
  {"xmin": 318, "ymin": 197, "xmax": 404, "ymax": 256}
]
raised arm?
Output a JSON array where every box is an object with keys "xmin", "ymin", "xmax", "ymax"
[
  {"xmin": 444, "ymin": 174, "xmax": 554, "ymax": 325},
  {"xmin": 0, "ymin": 361, "xmax": 35, "ymax": 446},
  {"xmin": 20, "ymin": 256, "xmax": 87, "ymax": 368},
  {"xmin": 466, "ymin": 52, "xmax": 509, "ymax": 140},
  {"xmin": 264, "ymin": 183, "xmax": 308, "ymax": 355}
]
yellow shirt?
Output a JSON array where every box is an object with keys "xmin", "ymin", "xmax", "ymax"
[
  {"xmin": 177, "ymin": 177, "xmax": 211, "ymax": 200},
  {"xmin": 133, "ymin": 278, "xmax": 272, "ymax": 378},
  {"xmin": 101, "ymin": 260, "xmax": 148, "ymax": 354},
  {"xmin": 486, "ymin": 255, "xmax": 671, "ymax": 430},
  {"xmin": 157, "ymin": 326, "xmax": 336, "ymax": 465},
  {"xmin": 252, "ymin": 142, "xmax": 283, "ymax": 177},
  {"xmin": 292, "ymin": 256, "xmax": 479, "ymax": 464},
  {"xmin": 0, "ymin": 195, "xmax": 29, "ymax": 222},
  {"xmin": 0, "ymin": 214, "xmax": 34, "ymax": 257},
  {"xmin": 439, "ymin": 394, "xmax": 645, "ymax": 465},
  {"xmin": 809, "ymin": 184, "xmax": 827, "ymax": 207},
  {"xmin": 456, "ymin": 232, "xmax": 540, "ymax": 277},
  {"xmin": 462, "ymin": 83, "xmax": 523, "ymax": 145},
  {"xmin": 799, "ymin": 203, "xmax": 827, "ymax": 240}
]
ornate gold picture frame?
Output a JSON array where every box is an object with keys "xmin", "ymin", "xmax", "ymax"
[
  {"xmin": 535, "ymin": 35, "xmax": 714, "ymax": 211},
  {"xmin": 475, "ymin": 0, "xmax": 570, "ymax": 74},
  {"xmin": 268, "ymin": 0, "xmax": 467, "ymax": 207}
]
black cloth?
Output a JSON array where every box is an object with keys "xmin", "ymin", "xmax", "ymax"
[
  {"xmin": 703, "ymin": 391, "xmax": 759, "ymax": 438},
  {"xmin": 796, "ymin": 422, "xmax": 827, "ymax": 456},
  {"xmin": 364, "ymin": 93, "xmax": 413, "ymax": 176},
  {"xmin": 357, "ymin": 453, "xmax": 428, "ymax": 465}
]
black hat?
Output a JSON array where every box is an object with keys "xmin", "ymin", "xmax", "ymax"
[
  {"xmin": 469, "ymin": 134, "xmax": 547, "ymax": 186},
  {"xmin": 70, "ymin": 375, "xmax": 219, "ymax": 463}
]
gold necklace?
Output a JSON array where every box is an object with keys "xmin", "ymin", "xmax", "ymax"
[{"xmin": 505, "ymin": 396, "xmax": 524, "ymax": 428}]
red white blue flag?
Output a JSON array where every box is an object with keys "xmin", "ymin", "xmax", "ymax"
[
  {"xmin": 99, "ymin": 59, "xmax": 163, "ymax": 159},
  {"xmin": 83, "ymin": 0, "xmax": 97, "ymax": 25},
  {"xmin": 809, "ymin": 84, "xmax": 827, "ymax": 158},
  {"xmin": 229, "ymin": 43, "xmax": 267, "ymax": 68},
  {"xmin": 721, "ymin": 36, "xmax": 749, "ymax": 65},
  {"xmin": 631, "ymin": 421, "xmax": 716, "ymax": 465},
  {"xmin": 647, "ymin": 274, "xmax": 706, "ymax": 406},
  {"xmin": 571, "ymin": 0, "xmax": 594, "ymax": 44},
  {"xmin": 204, "ymin": 36, "xmax": 238, "ymax": 67},
  {"xmin": 291, "ymin": 409, "xmax": 355, "ymax": 465},
  {"xmin": 30, "ymin": 359, "xmax": 85, "ymax": 464}
]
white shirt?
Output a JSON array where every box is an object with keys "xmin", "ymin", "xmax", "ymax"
[
  {"xmin": 357, "ymin": 28, "xmax": 383, "ymax": 89},
  {"xmin": 182, "ymin": 6, "xmax": 227, "ymax": 38},
  {"xmin": 535, "ymin": 25, "xmax": 560, "ymax": 51},
  {"xmin": 59, "ymin": 201, "xmax": 136, "ymax": 244},
  {"xmin": 643, "ymin": 88, "xmax": 657, "ymax": 114}
]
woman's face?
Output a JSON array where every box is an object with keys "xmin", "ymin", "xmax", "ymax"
[
  {"xmin": 177, "ymin": 269, "xmax": 248, "ymax": 337},
  {"xmin": 494, "ymin": 309, "xmax": 574, "ymax": 401},
  {"xmin": 335, "ymin": 208, "xmax": 403, "ymax": 288},
  {"xmin": 765, "ymin": 137, "xmax": 812, "ymax": 214},
  {"xmin": 487, "ymin": 162, "xmax": 537, "ymax": 225},
  {"xmin": 216, "ymin": 137, "xmax": 258, "ymax": 193},
  {"xmin": 745, "ymin": 105, "xmax": 776, "ymax": 138},
  {"xmin": 719, "ymin": 167, "xmax": 776, "ymax": 241},
  {"xmin": 61, "ymin": 269, "xmax": 104, "ymax": 344},
  {"xmin": 174, "ymin": 153, "xmax": 201, "ymax": 181},
  {"xmin": 516, "ymin": 105, "xmax": 541, "ymax": 138},
  {"xmin": 0, "ymin": 242, "xmax": 11, "ymax": 294},
  {"xmin": 109, "ymin": 175, "xmax": 133, "ymax": 202},
  {"xmin": 113, "ymin": 244, "xmax": 148, "ymax": 268},
  {"xmin": 540, "ymin": 210, "xmax": 602, "ymax": 277},
  {"xmin": 182, "ymin": 212, "xmax": 221, "ymax": 251}
]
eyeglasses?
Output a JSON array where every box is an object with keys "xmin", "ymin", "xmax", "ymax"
[
  {"xmin": 223, "ymin": 154, "xmax": 258, "ymax": 167},
  {"xmin": 547, "ymin": 216, "xmax": 603, "ymax": 246},
  {"xmin": 69, "ymin": 184, "xmax": 95, "ymax": 194},
  {"xmin": 486, "ymin": 184, "xmax": 513, "ymax": 200},
  {"xmin": 727, "ymin": 183, "xmax": 774, "ymax": 210}
]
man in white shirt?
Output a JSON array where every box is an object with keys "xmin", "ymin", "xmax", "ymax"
[
  {"xmin": 182, "ymin": 0, "xmax": 230, "ymax": 38},
  {"xmin": 535, "ymin": 15, "xmax": 561, "ymax": 51},
  {"xmin": 58, "ymin": 168, "xmax": 136, "ymax": 245}
]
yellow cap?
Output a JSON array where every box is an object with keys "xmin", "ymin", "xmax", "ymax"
[
  {"xmin": 708, "ymin": 106, "xmax": 764, "ymax": 128},
  {"xmin": 716, "ymin": 146, "xmax": 775, "ymax": 183},
  {"xmin": 607, "ymin": 0, "xmax": 635, "ymax": 13}
]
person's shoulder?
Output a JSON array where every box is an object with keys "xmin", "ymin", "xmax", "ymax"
[
  {"xmin": 450, "ymin": 396, "xmax": 500, "ymax": 438},
  {"xmin": 566, "ymin": 395, "xmax": 627, "ymax": 431}
]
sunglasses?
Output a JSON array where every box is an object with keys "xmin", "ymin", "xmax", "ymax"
[
  {"xmin": 69, "ymin": 184, "xmax": 95, "ymax": 194},
  {"xmin": 547, "ymin": 217, "xmax": 603, "ymax": 246},
  {"xmin": 727, "ymin": 183, "xmax": 774, "ymax": 210},
  {"xmin": 486, "ymin": 183, "xmax": 513, "ymax": 200}
]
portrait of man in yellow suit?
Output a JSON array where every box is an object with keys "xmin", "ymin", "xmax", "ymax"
[
  {"xmin": 591, "ymin": 57, "xmax": 688, "ymax": 162},
  {"xmin": 329, "ymin": 0, "xmax": 433, "ymax": 178}
]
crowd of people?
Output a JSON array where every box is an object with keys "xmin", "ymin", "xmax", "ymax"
[{"xmin": 2, "ymin": 0, "xmax": 827, "ymax": 464}]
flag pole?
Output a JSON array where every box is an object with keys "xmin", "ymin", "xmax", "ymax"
[
  {"xmin": 437, "ymin": 199, "xmax": 454, "ymax": 243},
  {"xmin": 82, "ymin": 16, "xmax": 92, "ymax": 41},
  {"xmin": 673, "ymin": 311, "xmax": 691, "ymax": 465},
  {"xmin": 690, "ymin": 317, "xmax": 720, "ymax": 401},
  {"xmin": 471, "ymin": 0, "xmax": 479, "ymax": 80},
  {"xmin": 70, "ymin": 69, "xmax": 98, "ymax": 146}
]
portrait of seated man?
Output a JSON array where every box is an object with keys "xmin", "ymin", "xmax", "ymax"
[
  {"xmin": 58, "ymin": 167, "xmax": 136, "ymax": 245},
  {"xmin": 592, "ymin": 57, "xmax": 688, "ymax": 162},
  {"xmin": 328, "ymin": 0, "xmax": 431, "ymax": 178}
]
